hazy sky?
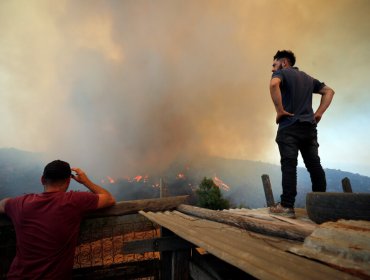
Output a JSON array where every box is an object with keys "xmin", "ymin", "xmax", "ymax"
[{"xmin": 1, "ymin": 0, "xmax": 369, "ymax": 177}]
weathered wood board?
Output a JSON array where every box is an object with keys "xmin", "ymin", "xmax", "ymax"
[
  {"xmin": 140, "ymin": 210, "xmax": 359, "ymax": 280},
  {"xmin": 177, "ymin": 204, "xmax": 315, "ymax": 241},
  {"xmin": 289, "ymin": 220, "xmax": 370, "ymax": 279}
]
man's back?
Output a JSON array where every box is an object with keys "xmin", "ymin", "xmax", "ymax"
[
  {"xmin": 5, "ymin": 191, "xmax": 98, "ymax": 279},
  {"xmin": 272, "ymin": 67, "xmax": 325, "ymax": 129}
]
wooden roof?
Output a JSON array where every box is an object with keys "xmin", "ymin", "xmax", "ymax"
[{"xmin": 140, "ymin": 208, "xmax": 364, "ymax": 280}]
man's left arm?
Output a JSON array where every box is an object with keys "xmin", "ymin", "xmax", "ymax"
[
  {"xmin": 314, "ymin": 85, "xmax": 335, "ymax": 124},
  {"xmin": 0, "ymin": 198, "xmax": 10, "ymax": 214}
]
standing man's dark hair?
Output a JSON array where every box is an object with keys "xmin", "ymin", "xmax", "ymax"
[
  {"xmin": 269, "ymin": 50, "xmax": 335, "ymax": 218},
  {"xmin": 273, "ymin": 50, "xmax": 296, "ymax": 66},
  {"xmin": 0, "ymin": 160, "xmax": 116, "ymax": 279}
]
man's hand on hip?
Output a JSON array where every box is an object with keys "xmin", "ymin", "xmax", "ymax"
[{"xmin": 276, "ymin": 110, "xmax": 294, "ymax": 124}]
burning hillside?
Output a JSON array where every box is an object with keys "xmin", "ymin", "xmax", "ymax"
[{"xmin": 1, "ymin": 149, "xmax": 370, "ymax": 209}]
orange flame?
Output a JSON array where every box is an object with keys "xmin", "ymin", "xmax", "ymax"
[
  {"xmin": 177, "ymin": 173, "xmax": 186, "ymax": 179},
  {"xmin": 213, "ymin": 176, "xmax": 230, "ymax": 191},
  {"xmin": 133, "ymin": 175, "xmax": 143, "ymax": 182},
  {"xmin": 107, "ymin": 176, "xmax": 115, "ymax": 184},
  {"xmin": 101, "ymin": 176, "xmax": 116, "ymax": 184}
]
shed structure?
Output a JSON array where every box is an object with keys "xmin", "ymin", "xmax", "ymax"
[
  {"xmin": 1, "ymin": 196, "xmax": 369, "ymax": 279},
  {"xmin": 140, "ymin": 206, "xmax": 368, "ymax": 280}
]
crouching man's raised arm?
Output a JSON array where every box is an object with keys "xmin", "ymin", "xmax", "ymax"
[
  {"xmin": 71, "ymin": 168, "xmax": 116, "ymax": 209},
  {"xmin": 0, "ymin": 198, "xmax": 10, "ymax": 214}
]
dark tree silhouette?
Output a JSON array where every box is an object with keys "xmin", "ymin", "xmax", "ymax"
[{"xmin": 196, "ymin": 177, "xmax": 230, "ymax": 210}]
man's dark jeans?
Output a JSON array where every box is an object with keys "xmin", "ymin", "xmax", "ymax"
[{"xmin": 276, "ymin": 122, "xmax": 326, "ymax": 208}]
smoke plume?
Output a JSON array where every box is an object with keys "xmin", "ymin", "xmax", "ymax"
[{"xmin": 1, "ymin": 0, "xmax": 370, "ymax": 177}]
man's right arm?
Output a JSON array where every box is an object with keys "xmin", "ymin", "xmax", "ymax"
[
  {"xmin": 71, "ymin": 168, "xmax": 116, "ymax": 209},
  {"xmin": 315, "ymin": 85, "xmax": 335, "ymax": 123},
  {"xmin": 0, "ymin": 198, "xmax": 10, "ymax": 214},
  {"xmin": 270, "ymin": 77, "xmax": 294, "ymax": 123}
]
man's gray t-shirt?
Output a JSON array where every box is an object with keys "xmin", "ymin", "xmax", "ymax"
[{"xmin": 271, "ymin": 67, "xmax": 325, "ymax": 130}]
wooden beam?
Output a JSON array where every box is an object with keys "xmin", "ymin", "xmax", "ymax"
[
  {"xmin": 191, "ymin": 249, "xmax": 252, "ymax": 280},
  {"xmin": 176, "ymin": 204, "xmax": 313, "ymax": 241},
  {"xmin": 289, "ymin": 220, "xmax": 370, "ymax": 279},
  {"xmin": 261, "ymin": 174, "xmax": 275, "ymax": 207},
  {"xmin": 160, "ymin": 227, "xmax": 173, "ymax": 280},
  {"xmin": 341, "ymin": 177, "xmax": 353, "ymax": 193},
  {"xmin": 86, "ymin": 196, "xmax": 189, "ymax": 218},
  {"xmin": 140, "ymin": 211, "xmax": 357, "ymax": 280},
  {"xmin": 158, "ymin": 227, "xmax": 191, "ymax": 280},
  {"xmin": 122, "ymin": 236, "xmax": 194, "ymax": 254},
  {"xmin": 0, "ymin": 196, "xmax": 189, "ymax": 249},
  {"xmin": 72, "ymin": 259, "xmax": 160, "ymax": 279},
  {"xmin": 189, "ymin": 262, "xmax": 215, "ymax": 280},
  {"xmin": 0, "ymin": 196, "xmax": 189, "ymax": 227},
  {"xmin": 171, "ymin": 249, "xmax": 190, "ymax": 280}
]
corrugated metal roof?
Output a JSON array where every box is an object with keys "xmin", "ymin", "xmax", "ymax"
[
  {"xmin": 289, "ymin": 219, "xmax": 370, "ymax": 278},
  {"xmin": 140, "ymin": 210, "xmax": 359, "ymax": 280}
]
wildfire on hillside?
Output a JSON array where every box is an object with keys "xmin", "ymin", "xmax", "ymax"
[
  {"xmin": 133, "ymin": 175, "xmax": 143, "ymax": 182},
  {"xmin": 101, "ymin": 176, "xmax": 116, "ymax": 184},
  {"xmin": 99, "ymin": 167, "xmax": 231, "ymax": 193},
  {"xmin": 213, "ymin": 176, "xmax": 230, "ymax": 191},
  {"xmin": 177, "ymin": 173, "xmax": 186, "ymax": 179}
]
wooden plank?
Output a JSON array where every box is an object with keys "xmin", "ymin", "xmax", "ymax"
[
  {"xmin": 171, "ymin": 249, "xmax": 190, "ymax": 280},
  {"xmin": 122, "ymin": 236, "xmax": 194, "ymax": 254},
  {"xmin": 72, "ymin": 259, "xmax": 160, "ymax": 279},
  {"xmin": 177, "ymin": 204, "xmax": 313, "ymax": 241},
  {"xmin": 225, "ymin": 208, "xmax": 316, "ymax": 231},
  {"xmin": 86, "ymin": 196, "xmax": 189, "ymax": 218},
  {"xmin": 191, "ymin": 249, "xmax": 251, "ymax": 280},
  {"xmin": 0, "ymin": 196, "xmax": 190, "ymax": 227},
  {"xmin": 224, "ymin": 209, "xmax": 276, "ymax": 221},
  {"xmin": 140, "ymin": 211, "xmax": 358, "ymax": 280},
  {"xmin": 158, "ymin": 227, "xmax": 191, "ymax": 280},
  {"xmin": 160, "ymin": 227, "xmax": 173, "ymax": 280},
  {"xmin": 269, "ymin": 215, "xmax": 316, "ymax": 229},
  {"xmin": 289, "ymin": 220, "xmax": 370, "ymax": 279},
  {"xmin": 189, "ymin": 262, "xmax": 215, "ymax": 280},
  {"xmin": 261, "ymin": 174, "xmax": 275, "ymax": 207}
]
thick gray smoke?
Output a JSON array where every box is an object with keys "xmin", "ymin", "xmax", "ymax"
[{"xmin": 1, "ymin": 0, "xmax": 370, "ymax": 177}]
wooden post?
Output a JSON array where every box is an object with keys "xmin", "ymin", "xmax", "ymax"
[
  {"xmin": 261, "ymin": 174, "xmax": 275, "ymax": 207},
  {"xmin": 160, "ymin": 227, "xmax": 190, "ymax": 280},
  {"xmin": 341, "ymin": 177, "xmax": 353, "ymax": 193},
  {"xmin": 160, "ymin": 228, "xmax": 173, "ymax": 280},
  {"xmin": 160, "ymin": 178, "xmax": 164, "ymax": 198},
  {"xmin": 171, "ymin": 249, "xmax": 190, "ymax": 280},
  {"xmin": 160, "ymin": 178, "xmax": 168, "ymax": 198}
]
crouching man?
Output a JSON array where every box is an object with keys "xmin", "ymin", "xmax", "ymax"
[{"xmin": 0, "ymin": 160, "xmax": 116, "ymax": 279}]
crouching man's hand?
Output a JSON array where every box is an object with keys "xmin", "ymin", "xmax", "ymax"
[{"xmin": 72, "ymin": 167, "xmax": 116, "ymax": 209}]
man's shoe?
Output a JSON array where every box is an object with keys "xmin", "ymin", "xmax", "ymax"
[{"xmin": 269, "ymin": 202, "xmax": 296, "ymax": 218}]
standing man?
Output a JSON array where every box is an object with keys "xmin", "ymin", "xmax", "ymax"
[
  {"xmin": 269, "ymin": 50, "xmax": 334, "ymax": 218},
  {"xmin": 0, "ymin": 160, "xmax": 116, "ymax": 279}
]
